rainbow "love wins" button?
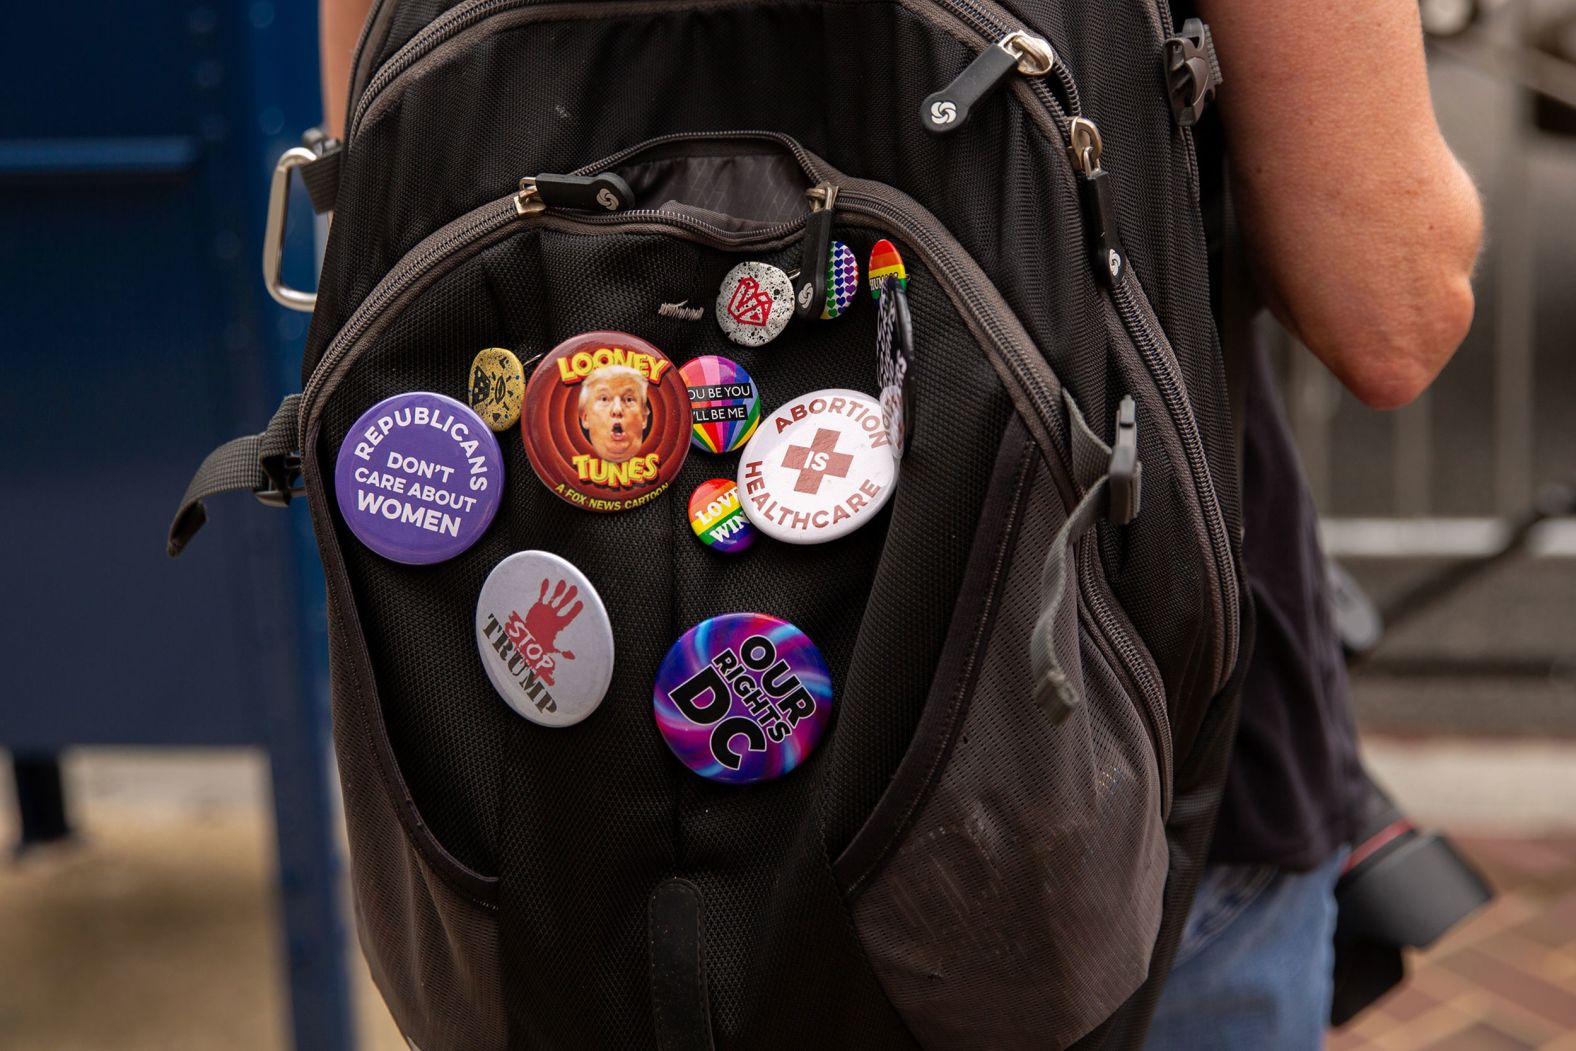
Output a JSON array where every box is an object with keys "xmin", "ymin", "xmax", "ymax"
[{"xmin": 688, "ymin": 478, "xmax": 756, "ymax": 554}]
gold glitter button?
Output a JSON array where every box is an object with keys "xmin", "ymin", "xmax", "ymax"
[{"xmin": 469, "ymin": 347, "xmax": 526, "ymax": 431}]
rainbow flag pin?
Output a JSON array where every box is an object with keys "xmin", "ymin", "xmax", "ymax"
[{"xmin": 867, "ymin": 239, "xmax": 908, "ymax": 299}]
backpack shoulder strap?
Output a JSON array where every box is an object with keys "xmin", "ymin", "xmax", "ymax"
[{"xmin": 167, "ymin": 394, "xmax": 302, "ymax": 557}]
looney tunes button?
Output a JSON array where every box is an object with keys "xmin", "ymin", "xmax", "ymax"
[
  {"xmin": 469, "ymin": 347, "xmax": 526, "ymax": 431},
  {"xmin": 679, "ymin": 355, "xmax": 762, "ymax": 453},
  {"xmin": 868, "ymin": 239, "xmax": 908, "ymax": 299},
  {"xmin": 334, "ymin": 391, "xmax": 502, "ymax": 564},
  {"xmin": 716, "ymin": 261, "xmax": 794, "ymax": 346},
  {"xmin": 875, "ymin": 277, "xmax": 916, "ymax": 459},
  {"xmin": 737, "ymin": 389, "xmax": 896, "ymax": 545},
  {"xmin": 521, "ymin": 331, "xmax": 690, "ymax": 513},
  {"xmin": 688, "ymin": 478, "xmax": 756, "ymax": 554},
  {"xmin": 652, "ymin": 613, "xmax": 833, "ymax": 783},
  {"xmin": 476, "ymin": 551, "xmax": 613, "ymax": 727},
  {"xmin": 822, "ymin": 241, "xmax": 859, "ymax": 320}
]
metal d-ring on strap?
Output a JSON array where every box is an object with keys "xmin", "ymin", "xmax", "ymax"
[{"xmin": 263, "ymin": 147, "xmax": 321, "ymax": 312}]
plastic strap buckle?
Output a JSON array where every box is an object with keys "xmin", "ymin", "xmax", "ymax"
[
  {"xmin": 1164, "ymin": 18, "xmax": 1223, "ymax": 128},
  {"xmin": 255, "ymin": 452, "xmax": 305, "ymax": 508},
  {"xmin": 1108, "ymin": 396, "xmax": 1142, "ymax": 525}
]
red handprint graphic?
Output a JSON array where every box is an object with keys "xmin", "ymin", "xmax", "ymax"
[
  {"xmin": 726, "ymin": 275, "xmax": 774, "ymax": 327},
  {"xmin": 504, "ymin": 577, "xmax": 582, "ymax": 686}
]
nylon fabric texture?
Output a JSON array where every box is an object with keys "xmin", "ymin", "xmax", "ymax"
[{"xmin": 291, "ymin": 1, "xmax": 1248, "ymax": 1047}]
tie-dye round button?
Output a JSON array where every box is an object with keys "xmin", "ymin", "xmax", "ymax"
[
  {"xmin": 652, "ymin": 613, "xmax": 834, "ymax": 784},
  {"xmin": 716, "ymin": 261, "xmax": 794, "ymax": 347},
  {"xmin": 334, "ymin": 391, "xmax": 503, "ymax": 564},
  {"xmin": 822, "ymin": 241, "xmax": 860, "ymax": 319},
  {"xmin": 688, "ymin": 478, "xmax": 756, "ymax": 554},
  {"xmin": 678, "ymin": 355, "xmax": 762, "ymax": 454}
]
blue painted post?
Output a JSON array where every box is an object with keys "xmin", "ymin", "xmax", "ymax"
[
  {"xmin": 1, "ymin": 3, "xmax": 354, "ymax": 1046},
  {"xmin": 224, "ymin": 3, "xmax": 356, "ymax": 1048}
]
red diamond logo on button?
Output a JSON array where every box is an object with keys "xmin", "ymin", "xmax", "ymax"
[
  {"xmin": 727, "ymin": 276, "xmax": 773, "ymax": 327},
  {"xmin": 781, "ymin": 427, "xmax": 854, "ymax": 495}
]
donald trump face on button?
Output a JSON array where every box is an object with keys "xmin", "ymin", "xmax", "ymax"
[{"xmin": 579, "ymin": 364, "xmax": 649, "ymax": 464}]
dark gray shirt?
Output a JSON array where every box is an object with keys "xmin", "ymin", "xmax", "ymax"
[{"xmin": 1208, "ymin": 346, "xmax": 1364, "ymax": 870}]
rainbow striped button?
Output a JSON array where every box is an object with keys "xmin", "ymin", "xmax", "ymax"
[
  {"xmin": 868, "ymin": 239, "xmax": 908, "ymax": 299},
  {"xmin": 689, "ymin": 478, "xmax": 756, "ymax": 553},
  {"xmin": 679, "ymin": 355, "xmax": 762, "ymax": 454}
]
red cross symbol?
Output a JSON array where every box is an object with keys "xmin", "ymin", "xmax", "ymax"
[{"xmin": 781, "ymin": 428, "xmax": 854, "ymax": 495}]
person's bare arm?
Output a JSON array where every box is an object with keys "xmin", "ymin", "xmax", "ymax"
[
  {"xmin": 1197, "ymin": 0, "xmax": 1483, "ymax": 409},
  {"xmin": 322, "ymin": 0, "xmax": 376, "ymax": 139}
]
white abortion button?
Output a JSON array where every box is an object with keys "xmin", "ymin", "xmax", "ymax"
[
  {"xmin": 736, "ymin": 388, "xmax": 897, "ymax": 545},
  {"xmin": 475, "ymin": 551, "xmax": 614, "ymax": 726}
]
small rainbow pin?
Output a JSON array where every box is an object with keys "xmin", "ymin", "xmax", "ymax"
[
  {"xmin": 823, "ymin": 241, "xmax": 860, "ymax": 320},
  {"xmin": 867, "ymin": 239, "xmax": 908, "ymax": 299}
]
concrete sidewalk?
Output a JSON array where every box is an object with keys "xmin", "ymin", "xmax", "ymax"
[{"xmin": 0, "ymin": 752, "xmax": 407, "ymax": 1051}]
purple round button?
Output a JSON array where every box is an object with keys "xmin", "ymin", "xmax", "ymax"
[
  {"xmin": 334, "ymin": 391, "xmax": 504, "ymax": 564},
  {"xmin": 653, "ymin": 613, "xmax": 834, "ymax": 784}
]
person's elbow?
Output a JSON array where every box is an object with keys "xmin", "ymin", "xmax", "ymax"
[
  {"xmin": 1309, "ymin": 175, "xmax": 1484, "ymax": 411},
  {"xmin": 1337, "ymin": 264, "xmax": 1477, "ymax": 411}
]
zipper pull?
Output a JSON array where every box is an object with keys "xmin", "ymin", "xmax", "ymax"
[
  {"xmin": 513, "ymin": 172, "xmax": 634, "ymax": 215},
  {"xmin": 921, "ymin": 31, "xmax": 1056, "ymax": 135},
  {"xmin": 1068, "ymin": 118, "xmax": 1127, "ymax": 286},
  {"xmin": 794, "ymin": 182, "xmax": 839, "ymax": 321}
]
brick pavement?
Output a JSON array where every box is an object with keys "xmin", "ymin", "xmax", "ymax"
[{"xmin": 1330, "ymin": 837, "xmax": 1576, "ymax": 1050}]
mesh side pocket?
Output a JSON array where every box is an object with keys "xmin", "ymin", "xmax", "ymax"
[
  {"xmin": 310, "ymin": 448, "xmax": 508, "ymax": 1051},
  {"xmin": 840, "ymin": 448, "xmax": 1167, "ymax": 1051},
  {"xmin": 326, "ymin": 596, "xmax": 508, "ymax": 1051},
  {"xmin": 350, "ymin": 811, "xmax": 507, "ymax": 1051}
]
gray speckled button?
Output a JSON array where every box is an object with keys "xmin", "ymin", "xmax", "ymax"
[{"xmin": 716, "ymin": 261, "xmax": 794, "ymax": 347}]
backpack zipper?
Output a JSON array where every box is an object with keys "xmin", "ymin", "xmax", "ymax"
[
  {"xmin": 1110, "ymin": 276, "xmax": 1239, "ymax": 686},
  {"xmin": 1078, "ymin": 540, "xmax": 1172, "ymax": 817},
  {"xmin": 302, "ymin": 168, "xmax": 1076, "ymax": 511},
  {"xmin": 914, "ymin": 3, "xmax": 1078, "ymax": 134},
  {"xmin": 345, "ymin": 0, "xmax": 1078, "ymax": 143}
]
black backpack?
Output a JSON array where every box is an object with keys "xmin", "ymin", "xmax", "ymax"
[{"xmin": 171, "ymin": 3, "xmax": 1243, "ymax": 1047}]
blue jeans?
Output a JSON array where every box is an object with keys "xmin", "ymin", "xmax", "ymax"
[{"xmin": 1144, "ymin": 849, "xmax": 1347, "ymax": 1051}]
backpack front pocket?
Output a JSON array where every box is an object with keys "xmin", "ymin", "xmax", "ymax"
[{"xmin": 303, "ymin": 133, "xmax": 1172, "ymax": 1047}]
